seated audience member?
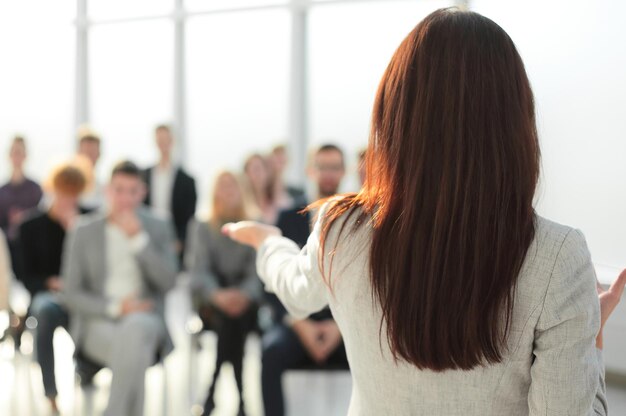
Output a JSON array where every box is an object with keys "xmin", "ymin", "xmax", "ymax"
[
  {"xmin": 62, "ymin": 161, "xmax": 178, "ymax": 416},
  {"xmin": 186, "ymin": 171, "xmax": 262, "ymax": 416},
  {"xmin": 18, "ymin": 160, "xmax": 89, "ymax": 412},
  {"xmin": 142, "ymin": 124, "xmax": 197, "ymax": 261},
  {"xmin": 262, "ymin": 144, "xmax": 349, "ymax": 416},
  {"xmin": 75, "ymin": 126, "xmax": 105, "ymax": 211}
]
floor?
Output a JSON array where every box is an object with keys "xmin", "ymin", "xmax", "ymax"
[{"xmin": 0, "ymin": 276, "xmax": 624, "ymax": 416}]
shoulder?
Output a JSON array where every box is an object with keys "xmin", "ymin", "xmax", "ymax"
[
  {"xmin": 175, "ymin": 167, "xmax": 194, "ymax": 181},
  {"xmin": 137, "ymin": 208, "xmax": 173, "ymax": 234},
  {"xmin": 74, "ymin": 211, "xmax": 106, "ymax": 233},
  {"xmin": 312, "ymin": 195, "xmax": 370, "ymax": 250},
  {"xmin": 533, "ymin": 215, "xmax": 590, "ymax": 268},
  {"xmin": 20, "ymin": 209, "xmax": 46, "ymax": 227},
  {"xmin": 25, "ymin": 178, "xmax": 41, "ymax": 189},
  {"xmin": 522, "ymin": 216, "xmax": 595, "ymax": 307}
]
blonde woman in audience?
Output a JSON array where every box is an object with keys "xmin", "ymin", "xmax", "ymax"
[{"xmin": 186, "ymin": 171, "xmax": 262, "ymax": 416}]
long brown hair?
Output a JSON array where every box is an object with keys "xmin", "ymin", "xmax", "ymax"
[{"xmin": 315, "ymin": 8, "xmax": 540, "ymax": 371}]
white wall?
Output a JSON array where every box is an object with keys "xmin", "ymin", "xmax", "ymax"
[
  {"xmin": 471, "ymin": 0, "xmax": 626, "ymax": 278},
  {"xmin": 471, "ymin": 0, "xmax": 626, "ymax": 374},
  {"xmin": 0, "ymin": 0, "xmax": 75, "ymax": 182}
]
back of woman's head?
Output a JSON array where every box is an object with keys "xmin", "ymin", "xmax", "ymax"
[{"xmin": 319, "ymin": 8, "xmax": 540, "ymax": 371}]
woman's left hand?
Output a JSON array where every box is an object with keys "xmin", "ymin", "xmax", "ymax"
[{"xmin": 222, "ymin": 221, "xmax": 282, "ymax": 250}]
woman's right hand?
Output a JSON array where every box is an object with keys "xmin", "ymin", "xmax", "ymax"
[
  {"xmin": 222, "ymin": 221, "xmax": 282, "ymax": 250},
  {"xmin": 596, "ymin": 269, "xmax": 626, "ymax": 349}
]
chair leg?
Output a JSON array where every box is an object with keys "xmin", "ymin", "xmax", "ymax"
[
  {"xmin": 161, "ymin": 360, "xmax": 169, "ymax": 416},
  {"xmin": 72, "ymin": 374, "xmax": 81, "ymax": 416},
  {"xmin": 189, "ymin": 332, "xmax": 200, "ymax": 413}
]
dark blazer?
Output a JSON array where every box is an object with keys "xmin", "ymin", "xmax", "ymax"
[{"xmin": 142, "ymin": 166, "xmax": 197, "ymax": 254}]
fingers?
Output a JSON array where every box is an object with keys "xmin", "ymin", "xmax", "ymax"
[
  {"xmin": 221, "ymin": 223, "xmax": 234, "ymax": 236},
  {"xmin": 609, "ymin": 269, "xmax": 626, "ymax": 298}
]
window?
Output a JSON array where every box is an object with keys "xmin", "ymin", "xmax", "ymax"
[
  {"xmin": 308, "ymin": 0, "xmax": 453, "ymax": 192},
  {"xmin": 89, "ymin": 20, "xmax": 174, "ymax": 176},
  {"xmin": 0, "ymin": 0, "xmax": 75, "ymax": 181},
  {"xmin": 186, "ymin": 10, "xmax": 290, "ymax": 211},
  {"xmin": 472, "ymin": 0, "xmax": 626, "ymax": 268},
  {"xmin": 89, "ymin": 0, "xmax": 173, "ymax": 20}
]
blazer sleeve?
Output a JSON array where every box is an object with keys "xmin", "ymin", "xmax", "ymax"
[
  {"xmin": 134, "ymin": 219, "xmax": 179, "ymax": 294},
  {"xmin": 256, "ymin": 202, "xmax": 331, "ymax": 319},
  {"xmin": 238, "ymin": 246, "xmax": 263, "ymax": 303},
  {"xmin": 61, "ymin": 224, "xmax": 114, "ymax": 317},
  {"xmin": 186, "ymin": 220, "xmax": 221, "ymax": 302},
  {"xmin": 528, "ymin": 229, "xmax": 607, "ymax": 415}
]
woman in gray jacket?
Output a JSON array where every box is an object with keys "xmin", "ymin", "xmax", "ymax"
[
  {"xmin": 224, "ymin": 8, "xmax": 625, "ymax": 416},
  {"xmin": 187, "ymin": 171, "xmax": 262, "ymax": 416}
]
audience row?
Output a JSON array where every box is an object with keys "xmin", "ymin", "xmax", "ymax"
[{"xmin": 0, "ymin": 127, "xmax": 365, "ymax": 416}]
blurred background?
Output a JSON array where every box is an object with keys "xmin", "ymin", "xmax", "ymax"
[{"xmin": 0, "ymin": 0, "xmax": 625, "ymax": 415}]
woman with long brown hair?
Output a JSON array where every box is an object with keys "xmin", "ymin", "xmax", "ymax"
[{"xmin": 225, "ymin": 8, "xmax": 624, "ymax": 415}]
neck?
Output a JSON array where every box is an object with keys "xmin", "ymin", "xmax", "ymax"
[
  {"xmin": 11, "ymin": 169, "xmax": 25, "ymax": 184},
  {"xmin": 159, "ymin": 155, "xmax": 171, "ymax": 169},
  {"xmin": 48, "ymin": 202, "xmax": 76, "ymax": 228},
  {"xmin": 108, "ymin": 208, "xmax": 133, "ymax": 220}
]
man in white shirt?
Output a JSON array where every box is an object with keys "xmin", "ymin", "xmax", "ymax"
[
  {"xmin": 142, "ymin": 125, "xmax": 197, "ymax": 261},
  {"xmin": 62, "ymin": 161, "xmax": 178, "ymax": 416},
  {"xmin": 76, "ymin": 127, "xmax": 105, "ymax": 211}
]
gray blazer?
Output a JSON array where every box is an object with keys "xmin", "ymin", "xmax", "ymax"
[
  {"xmin": 61, "ymin": 209, "xmax": 179, "ymax": 357},
  {"xmin": 186, "ymin": 219, "xmax": 262, "ymax": 306},
  {"xmin": 256, "ymin": 201, "xmax": 608, "ymax": 415}
]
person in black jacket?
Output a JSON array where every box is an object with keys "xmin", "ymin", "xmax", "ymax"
[
  {"xmin": 18, "ymin": 160, "xmax": 89, "ymax": 413},
  {"xmin": 142, "ymin": 124, "xmax": 197, "ymax": 261}
]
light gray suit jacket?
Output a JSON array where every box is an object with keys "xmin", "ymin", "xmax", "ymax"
[
  {"xmin": 257, "ymin": 201, "xmax": 608, "ymax": 415},
  {"xmin": 61, "ymin": 209, "xmax": 179, "ymax": 358}
]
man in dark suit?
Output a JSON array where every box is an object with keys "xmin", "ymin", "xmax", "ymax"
[{"xmin": 142, "ymin": 124, "xmax": 197, "ymax": 261}]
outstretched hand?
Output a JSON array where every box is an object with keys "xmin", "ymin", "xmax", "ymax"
[
  {"xmin": 222, "ymin": 221, "xmax": 282, "ymax": 250},
  {"xmin": 596, "ymin": 269, "xmax": 626, "ymax": 349}
]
